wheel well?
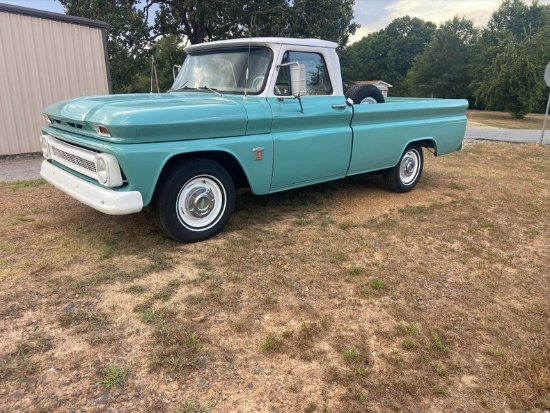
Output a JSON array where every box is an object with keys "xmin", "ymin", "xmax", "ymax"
[
  {"xmin": 155, "ymin": 151, "xmax": 249, "ymax": 198},
  {"xmin": 410, "ymin": 139, "xmax": 436, "ymax": 152}
]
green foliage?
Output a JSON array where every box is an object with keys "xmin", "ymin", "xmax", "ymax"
[
  {"xmin": 285, "ymin": 0, "xmax": 359, "ymax": 48},
  {"xmin": 340, "ymin": 16, "xmax": 436, "ymax": 95},
  {"xmin": 61, "ymin": 0, "xmax": 358, "ymax": 92},
  {"xmin": 474, "ymin": 32, "xmax": 549, "ymax": 118},
  {"xmin": 469, "ymin": 0, "xmax": 550, "ymax": 117},
  {"xmin": 98, "ymin": 364, "xmax": 129, "ymax": 389},
  {"xmin": 152, "ymin": 0, "xmax": 358, "ymax": 48},
  {"xmin": 405, "ymin": 17, "xmax": 477, "ymax": 99},
  {"xmin": 153, "ymin": 35, "xmax": 187, "ymax": 92},
  {"xmin": 152, "ymin": 0, "xmax": 285, "ymax": 45},
  {"xmin": 342, "ymin": 0, "xmax": 550, "ymax": 114}
]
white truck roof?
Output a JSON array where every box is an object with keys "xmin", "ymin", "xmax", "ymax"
[{"xmin": 186, "ymin": 37, "xmax": 338, "ymax": 53}]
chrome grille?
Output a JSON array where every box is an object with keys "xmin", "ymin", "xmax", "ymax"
[
  {"xmin": 51, "ymin": 146, "xmax": 96, "ymax": 172},
  {"xmin": 43, "ymin": 135, "xmax": 99, "ymax": 181}
]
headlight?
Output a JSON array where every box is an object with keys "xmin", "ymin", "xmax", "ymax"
[
  {"xmin": 96, "ymin": 156, "xmax": 108, "ymax": 184},
  {"xmin": 95, "ymin": 154, "xmax": 123, "ymax": 187},
  {"xmin": 43, "ymin": 115, "xmax": 52, "ymax": 124},
  {"xmin": 40, "ymin": 135, "xmax": 50, "ymax": 159}
]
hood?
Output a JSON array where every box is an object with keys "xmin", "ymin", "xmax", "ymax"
[{"xmin": 44, "ymin": 93, "xmax": 249, "ymax": 143}]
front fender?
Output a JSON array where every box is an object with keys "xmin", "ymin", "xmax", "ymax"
[{"xmin": 112, "ymin": 135, "xmax": 274, "ymax": 206}]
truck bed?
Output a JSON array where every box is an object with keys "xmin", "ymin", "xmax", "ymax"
[{"xmin": 346, "ymin": 98, "xmax": 468, "ymax": 176}]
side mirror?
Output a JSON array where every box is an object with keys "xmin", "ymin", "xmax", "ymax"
[{"xmin": 290, "ymin": 63, "xmax": 306, "ymax": 98}]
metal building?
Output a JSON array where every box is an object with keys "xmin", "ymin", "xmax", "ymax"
[{"xmin": 0, "ymin": 3, "xmax": 111, "ymax": 155}]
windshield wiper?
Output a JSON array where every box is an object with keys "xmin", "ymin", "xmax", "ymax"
[
  {"xmin": 199, "ymin": 86, "xmax": 222, "ymax": 97},
  {"xmin": 168, "ymin": 81, "xmax": 189, "ymax": 92}
]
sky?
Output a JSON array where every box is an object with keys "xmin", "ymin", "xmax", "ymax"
[{"xmin": 2, "ymin": 0, "xmax": 550, "ymax": 44}]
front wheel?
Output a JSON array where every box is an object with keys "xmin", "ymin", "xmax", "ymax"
[
  {"xmin": 153, "ymin": 159, "xmax": 235, "ymax": 242},
  {"xmin": 383, "ymin": 145, "xmax": 424, "ymax": 193}
]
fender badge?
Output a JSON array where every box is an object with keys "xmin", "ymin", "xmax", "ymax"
[{"xmin": 253, "ymin": 147, "xmax": 264, "ymax": 161}]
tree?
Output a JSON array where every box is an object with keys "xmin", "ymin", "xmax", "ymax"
[
  {"xmin": 340, "ymin": 16, "xmax": 436, "ymax": 95},
  {"xmin": 405, "ymin": 17, "xmax": 477, "ymax": 99},
  {"xmin": 382, "ymin": 16, "xmax": 437, "ymax": 94},
  {"xmin": 125, "ymin": 34, "xmax": 187, "ymax": 93},
  {"xmin": 59, "ymin": 0, "xmax": 151, "ymax": 93},
  {"xmin": 474, "ymin": 29, "xmax": 550, "ymax": 117},
  {"xmin": 148, "ymin": 0, "xmax": 358, "ymax": 48},
  {"xmin": 62, "ymin": 0, "xmax": 359, "ymax": 92},
  {"xmin": 148, "ymin": 0, "xmax": 281, "ymax": 45},
  {"xmin": 286, "ymin": 0, "xmax": 358, "ymax": 48},
  {"xmin": 469, "ymin": 0, "xmax": 550, "ymax": 117},
  {"xmin": 153, "ymin": 34, "xmax": 187, "ymax": 92}
]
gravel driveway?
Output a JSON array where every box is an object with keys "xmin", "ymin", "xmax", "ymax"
[{"xmin": 0, "ymin": 153, "xmax": 43, "ymax": 182}]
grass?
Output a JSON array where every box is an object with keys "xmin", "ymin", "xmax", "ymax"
[
  {"xmin": 1, "ymin": 140, "xmax": 550, "ymax": 411},
  {"xmin": 177, "ymin": 398, "xmax": 218, "ymax": 413},
  {"xmin": 467, "ymin": 109, "xmax": 547, "ymax": 129},
  {"xmin": 59, "ymin": 308, "xmax": 109, "ymax": 330},
  {"xmin": 7, "ymin": 179, "xmax": 47, "ymax": 189},
  {"xmin": 98, "ymin": 364, "xmax": 129, "ymax": 389},
  {"xmin": 152, "ymin": 279, "xmax": 181, "ymax": 301},
  {"xmin": 139, "ymin": 306, "xmax": 169, "ymax": 323},
  {"xmin": 369, "ymin": 278, "xmax": 386, "ymax": 289},
  {"xmin": 0, "ymin": 332, "xmax": 53, "ymax": 382},
  {"xmin": 342, "ymin": 349, "xmax": 362, "ymax": 363},
  {"xmin": 260, "ymin": 334, "xmax": 282, "ymax": 353},
  {"xmin": 430, "ymin": 330, "xmax": 449, "ymax": 353}
]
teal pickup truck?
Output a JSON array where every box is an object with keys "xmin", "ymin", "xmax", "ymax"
[{"xmin": 40, "ymin": 37, "xmax": 468, "ymax": 242}]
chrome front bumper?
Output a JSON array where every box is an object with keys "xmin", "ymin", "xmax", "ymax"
[{"xmin": 40, "ymin": 160, "xmax": 143, "ymax": 215}]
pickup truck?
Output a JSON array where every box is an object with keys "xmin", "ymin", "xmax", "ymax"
[{"xmin": 40, "ymin": 37, "xmax": 468, "ymax": 242}]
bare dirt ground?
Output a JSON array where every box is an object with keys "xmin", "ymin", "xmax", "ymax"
[{"xmin": 1, "ymin": 140, "xmax": 549, "ymax": 413}]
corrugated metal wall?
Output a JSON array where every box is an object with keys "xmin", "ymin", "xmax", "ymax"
[{"xmin": 0, "ymin": 6, "xmax": 110, "ymax": 155}]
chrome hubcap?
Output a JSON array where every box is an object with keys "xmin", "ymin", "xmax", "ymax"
[
  {"xmin": 403, "ymin": 158, "xmax": 415, "ymax": 178},
  {"xmin": 399, "ymin": 150, "xmax": 420, "ymax": 185},
  {"xmin": 185, "ymin": 187, "xmax": 215, "ymax": 218},
  {"xmin": 176, "ymin": 175, "xmax": 225, "ymax": 231}
]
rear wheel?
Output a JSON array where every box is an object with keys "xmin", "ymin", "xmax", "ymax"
[
  {"xmin": 153, "ymin": 159, "xmax": 235, "ymax": 242},
  {"xmin": 345, "ymin": 84, "xmax": 385, "ymax": 104},
  {"xmin": 383, "ymin": 145, "xmax": 424, "ymax": 193}
]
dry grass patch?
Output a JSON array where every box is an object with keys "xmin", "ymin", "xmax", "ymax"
[
  {"xmin": 467, "ymin": 109, "xmax": 546, "ymax": 129},
  {"xmin": 1, "ymin": 140, "xmax": 549, "ymax": 412}
]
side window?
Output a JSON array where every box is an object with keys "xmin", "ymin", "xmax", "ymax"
[{"xmin": 274, "ymin": 51, "xmax": 333, "ymax": 96}]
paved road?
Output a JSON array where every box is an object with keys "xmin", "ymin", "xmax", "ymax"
[{"xmin": 0, "ymin": 127, "xmax": 548, "ymax": 182}]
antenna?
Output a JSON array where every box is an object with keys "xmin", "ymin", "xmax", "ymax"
[{"xmin": 150, "ymin": 54, "xmax": 154, "ymax": 93}]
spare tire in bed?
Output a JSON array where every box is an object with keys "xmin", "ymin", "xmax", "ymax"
[{"xmin": 345, "ymin": 84, "xmax": 385, "ymax": 104}]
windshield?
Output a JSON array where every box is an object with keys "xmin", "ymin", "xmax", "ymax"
[{"xmin": 170, "ymin": 47, "xmax": 273, "ymax": 95}]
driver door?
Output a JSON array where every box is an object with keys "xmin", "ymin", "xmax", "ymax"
[{"xmin": 268, "ymin": 50, "xmax": 353, "ymax": 190}]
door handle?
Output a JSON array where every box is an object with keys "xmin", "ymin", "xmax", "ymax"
[{"xmin": 332, "ymin": 104, "xmax": 347, "ymax": 109}]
